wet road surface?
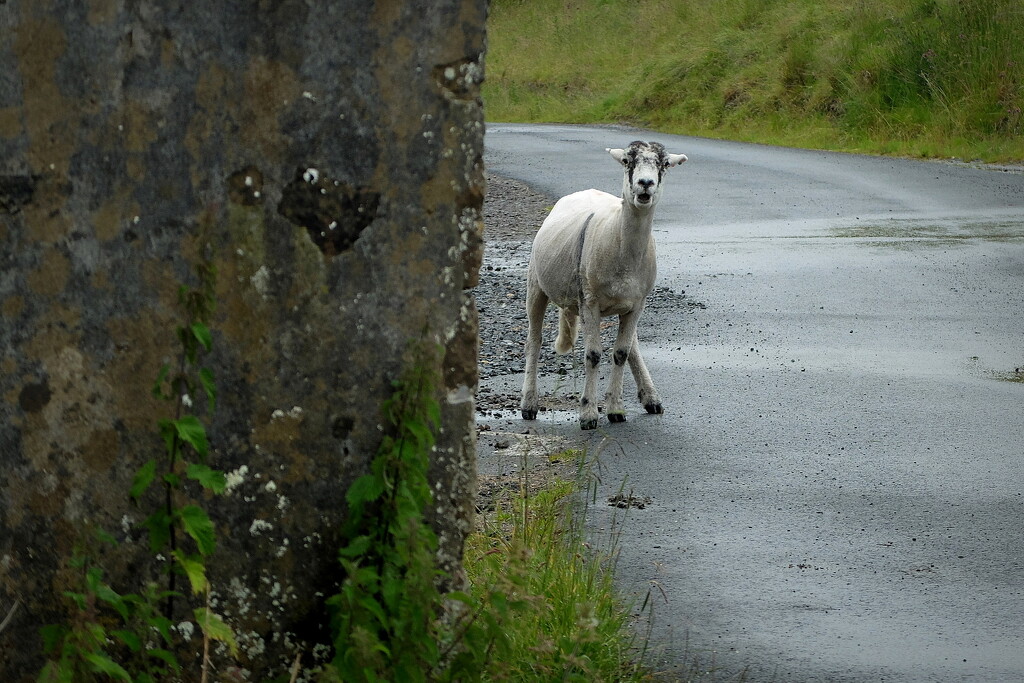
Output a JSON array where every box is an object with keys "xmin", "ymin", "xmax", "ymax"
[{"xmin": 479, "ymin": 124, "xmax": 1024, "ymax": 681}]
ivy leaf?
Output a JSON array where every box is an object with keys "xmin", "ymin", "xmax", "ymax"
[
  {"xmin": 191, "ymin": 322, "xmax": 212, "ymax": 351},
  {"xmin": 178, "ymin": 504, "xmax": 216, "ymax": 556},
  {"xmin": 152, "ymin": 364, "xmax": 172, "ymax": 400},
  {"xmin": 173, "ymin": 416, "xmax": 208, "ymax": 458},
  {"xmin": 63, "ymin": 591, "xmax": 88, "ymax": 611},
  {"xmin": 358, "ymin": 595, "xmax": 388, "ymax": 628},
  {"xmin": 444, "ymin": 590, "xmax": 475, "ymax": 607},
  {"xmin": 143, "ymin": 509, "xmax": 172, "ymax": 553},
  {"xmin": 406, "ymin": 419, "xmax": 435, "ymax": 451},
  {"xmin": 147, "ymin": 648, "xmax": 180, "ymax": 672},
  {"xmin": 199, "ymin": 367, "xmax": 216, "ymax": 412},
  {"xmin": 112, "ymin": 629, "xmax": 142, "ymax": 652},
  {"xmin": 95, "ymin": 528, "xmax": 119, "ymax": 547},
  {"xmin": 338, "ymin": 534, "xmax": 372, "ymax": 559},
  {"xmin": 381, "ymin": 570, "xmax": 403, "ymax": 611},
  {"xmin": 187, "ymin": 463, "xmax": 226, "ymax": 494},
  {"xmin": 92, "ymin": 580, "xmax": 129, "ymax": 621},
  {"xmin": 157, "ymin": 419, "xmax": 177, "ymax": 458},
  {"xmin": 37, "ymin": 662, "xmax": 72, "ymax": 683},
  {"xmin": 345, "ymin": 473, "xmax": 385, "ymax": 506},
  {"xmin": 84, "ymin": 566, "xmax": 104, "ymax": 594},
  {"xmin": 176, "ymin": 284, "xmax": 189, "ymax": 307},
  {"xmin": 39, "ymin": 624, "xmax": 69, "ymax": 654},
  {"xmin": 148, "ymin": 614, "xmax": 175, "ymax": 644},
  {"xmin": 426, "ymin": 398, "xmax": 441, "ymax": 430},
  {"xmin": 83, "ymin": 653, "xmax": 132, "ymax": 681},
  {"xmin": 172, "ymin": 550, "xmax": 209, "ymax": 594},
  {"xmin": 194, "ymin": 607, "xmax": 239, "ymax": 658},
  {"xmin": 177, "ymin": 325, "xmax": 196, "ymax": 364}
]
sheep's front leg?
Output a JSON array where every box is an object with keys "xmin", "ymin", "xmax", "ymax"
[
  {"xmin": 520, "ymin": 278, "xmax": 548, "ymax": 420},
  {"xmin": 578, "ymin": 300, "xmax": 602, "ymax": 430},
  {"xmin": 605, "ymin": 311, "xmax": 641, "ymax": 422},
  {"xmin": 628, "ymin": 329, "xmax": 663, "ymax": 414}
]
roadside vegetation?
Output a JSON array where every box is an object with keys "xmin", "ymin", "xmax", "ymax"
[
  {"xmin": 466, "ymin": 457, "xmax": 653, "ymax": 681},
  {"xmin": 39, "ymin": 321, "xmax": 648, "ymax": 682},
  {"xmin": 486, "ymin": 0, "xmax": 1024, "ymax": 162}
]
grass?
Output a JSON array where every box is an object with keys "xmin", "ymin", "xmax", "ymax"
[
  {"xmin": 465, "ymin": 449, "xmax": 654, "ymax": 681},
  {"xmin": 486, "ymin": 0, "xmax": 1024, "ymax": 162}
]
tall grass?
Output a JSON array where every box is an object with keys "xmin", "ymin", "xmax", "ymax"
[
  {"xmin": 465, "ymin": 455, "xmax": 652, "ymax": 681},
  {"xmin": 486, "ymin": 0, "xmax": 1024, "ymax": 161}
]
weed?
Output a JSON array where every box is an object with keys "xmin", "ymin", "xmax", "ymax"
[
  {"xmin": 325, "ymin": 343, "xmax": 449, "ymax": 681},
  {"xmin": 37, "ymin": 258, "xmax": 651, "ymax": 680},
  {"xmin": 326, "ymin": 345, "xmax": 650, "ymax": 682},
  {"xmin": 487, "ymin": 0, "xmax": 1024, "ymax": 161},
  {"xmin": 39, "ymin": 249, "xmax": 236, "ymax": 681},
  {"xmin": 465, "ymin": 447, "xmax": 652, "ymax": 682},
  {"xmin": 326, "ymin": 341, "xmax": 539, "ymax": 682}
]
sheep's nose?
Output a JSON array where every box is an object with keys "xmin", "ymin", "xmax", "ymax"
[{"xmin": 638, "ymin": 178, "xmax": 655, "ymax": 189}]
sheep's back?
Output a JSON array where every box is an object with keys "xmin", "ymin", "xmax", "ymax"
[{"xmin": 530, "ymin": 189, "xmax": 621, "ymax": 307}]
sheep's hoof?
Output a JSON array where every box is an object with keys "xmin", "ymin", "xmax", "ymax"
[
  {"xmin": 607, "ymin": 412, "xmax": 626, "ymax": 423},
  {"xmin": 644, "ymin": 402, "xmax": 664, "ymax": 415},
  {"xmin": 522, "ymin": 409, "xmax": 537, "ymax": 421},
  {"xmin": 580, "ymin": 418, "xmax": 599, "ymax": 430}
]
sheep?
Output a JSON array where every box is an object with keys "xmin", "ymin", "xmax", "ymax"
[{"xmin": 520, "ymin": 140, "xmax": 687, "ymax": 430}]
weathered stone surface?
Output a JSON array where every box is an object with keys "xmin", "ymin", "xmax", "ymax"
[{"xmin": 0, "ymin": 0, "xmax": 485, "ymax": 678}]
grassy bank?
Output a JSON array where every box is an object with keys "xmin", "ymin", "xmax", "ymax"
[
  {"xmin": 486, "ymin": 0, "xmax": 1024, "ymax": 162},
  {"xmin": 466, "ymin": 456, "xmax": 652, "ymax": 681}
]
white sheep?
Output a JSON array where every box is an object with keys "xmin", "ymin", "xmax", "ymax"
[{"xmin": 520, "ymin": 140, "xmax": 687, "ymax": 430}]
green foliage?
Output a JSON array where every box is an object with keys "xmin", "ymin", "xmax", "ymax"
[
  {"xmin": 194, "ymin": 607, "xmax": 239, "ymax": 658},
  {"xmin": 39, "ymin": 541, "xmax": 181, "ymax": 683},
  {"xmin": 42, "ymin": 257, "xmax": 646, "ymax": 680},
  {"xmin": 40, "ymin": 255, "xmax": 235, "ymax": 680},
  {"xmin": 328, "ymin": 344, "xmax": 550, "ymax": 682},
  {"xmin": 186, "ymin": 463, "xmax": 227, "ymax": 494},
  {"xmin": 487, "ymin": 0, "xmax": 1024, "ymax": 161},
  {"xmin": 464, "ymin": 471, "xmax": 649, "ymax": 682},
  {"xmin": 329, "ymin": 369, "xmax": 648, "ymax": 683},
  {"xmin": 327, "ymin": 348, "xmax": 449, "ymax": 681},
  {"xmin": 133, "ymin": 259, "xmax": 223, "ymax": 620}
]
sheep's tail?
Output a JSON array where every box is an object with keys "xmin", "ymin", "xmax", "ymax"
[{"xmin": 553, "ymin": 309, "xmax": 578, "ymax": 355}]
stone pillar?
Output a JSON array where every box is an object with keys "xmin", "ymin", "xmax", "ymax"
[{"xmin": 0, "ymin": 0, "xmax": 485, "ymax": 678}]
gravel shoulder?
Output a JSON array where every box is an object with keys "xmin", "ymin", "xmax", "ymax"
[{"xmin": 473, "ymin": 173, "xmax": 568, "ymax": 487}]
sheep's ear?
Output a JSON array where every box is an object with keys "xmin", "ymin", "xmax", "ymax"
[
  {"xmin": 665, "ymin": 153, "xmax": 688, "ymax": 168},
  {"xmin": 607, "ymin": 148, "xmax": 627, "ymax": 165}
]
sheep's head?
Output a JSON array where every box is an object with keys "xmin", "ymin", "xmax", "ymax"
[{"xmin": 607, "ymin": 141, "xmax": 687, "ymax": 210}]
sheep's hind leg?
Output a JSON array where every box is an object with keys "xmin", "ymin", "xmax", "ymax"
[
  {"xmin": 520, "ymin": 280, "xmax": 548, "ymax": 420},
  {"xmin": 578, "ymin": 301, "xmax": 602, "ymax": 430},
  {"xmin": 628, "ymin": 330, "xmax": 663, "ymax": 414},
  {"xmin": 605, "ymin": 312, "xmax": 639, "ymax": 423}
]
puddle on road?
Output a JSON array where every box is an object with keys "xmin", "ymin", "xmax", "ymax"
[{"xmin": 829, "ymin": 218, "xmax": 1024, "ymax": 245}]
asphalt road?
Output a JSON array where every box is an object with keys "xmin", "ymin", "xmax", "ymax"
[{"xmin": 479, "ymin": 124, "xmax": 1024, "ymax": 681}]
